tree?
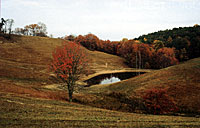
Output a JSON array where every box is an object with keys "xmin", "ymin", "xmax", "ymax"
[
  {"xmin": 130, "ymin": 43, "xmax": 153, "ymax": 69},
  {"xmin": 121, "ymin": 38, "xmax": 128, "ymax": 42},
  {"xmin": 23, "ymin": 22, "xmax": 48, "ymax": 37},
  {"xmin": 167, "ymin": 36, "xmax": 173, "ymax": 43},
  {"xmin": 24, "ymin": 24, "xmax": 38, "ymax": 36},
  {"xmin": 142, "ymin": 88, "xmax": 178, "ymax": 114},
  {"xmin": 36, "ymin": 22, "xmax": 48, "ymax": 37},
  {"xmin": 49, "ymin": 34, "xmax": 54, "ymax": 38},
  {"xmin": 84, "ymin": 34, "xmax": 100, "ymax": 50},
  {"xmin": 14, "ymin": 28, "xmax": 23, "ymax": 35},
  {"xmin": 50, "ymin": 42, "xmax": 88, "ymax": 102},
  {"xmin": 0, "ymin": 18, "xmax": 6, "ymax": 33},
  {"xmin": 64, "ymin": 35, "xmax": 76, "ymax": 41},
  {"xmin": 153, "ymin": 40, "xmax": 164, "ymax": 51},
  {"xmin": 194, "ymin": 24, "xmax": 199, "ymax": 27},
  {"xmin": 6, "ymin": 19, "xmax": 14, "ymax": 34},
  {"xmin": 153, "ymin": 47, "xmax": 178, "ymax": 69}
]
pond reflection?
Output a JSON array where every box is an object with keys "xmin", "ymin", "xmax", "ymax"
[
  {"xmin": 100, "ymin": 77, "xmax": 121, "ymax": 85},
  {"xmin": 84, "ymin": 72, "xmax": 145, "ymax": 87}
]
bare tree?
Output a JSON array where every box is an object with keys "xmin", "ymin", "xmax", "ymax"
[
  {"xmin": 7, "ymin": 19, "xmax": 14, "ymax": 34},
  {"xmin": 0, "ymin": 18, "xmax": 6, "ymax": 33}
]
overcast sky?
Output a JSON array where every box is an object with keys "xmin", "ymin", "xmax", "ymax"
[{"xmin": 2, "ymin": 0, "xmax": 200, "ymax": 41}]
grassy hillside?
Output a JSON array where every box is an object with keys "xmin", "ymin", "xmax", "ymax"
[
  {"xmin": 0, "ymin": 35, "xmax": 200, "ymax": 127},
  {"xmin": 83, "ymin": 58, "xmax": 200, "ymax": 114},
  {"xmin": 1, "ymin": 92, "xmax": 200, "ymax": 128},
  {"xmin": 0, "ymin": 35, "xmax": 127, "ymax": 85}
]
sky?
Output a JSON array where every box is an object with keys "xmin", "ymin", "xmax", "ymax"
[{"xmin": 1, "ymin": 0, "xmax": 200, "ymax": 41}]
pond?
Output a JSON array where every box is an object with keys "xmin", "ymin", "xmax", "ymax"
[
  {"xmin": 100, "ymin": 76, "xmax": 121, "ymax": 85},
  {"xmin": 84, "ymin": 72, "xmax": 145, "ymax": 87}
]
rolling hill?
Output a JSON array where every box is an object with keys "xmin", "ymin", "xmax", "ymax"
[
  {"xmin": 0, "ymin": 34, "xmax": 200, "ymax": 127},
  {"xmin": 1, "ymin": 91, "xmax": 200, "ymax": 127},
  {"xmin": 83, "ymin": 58, "xmax": 200, "ymax": 114},
  {"xmin": 0, "ymin": 35, "xmax": 128, "ymax": 85}
]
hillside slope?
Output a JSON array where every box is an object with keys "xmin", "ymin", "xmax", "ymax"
[
  {"xmin": 1, "ymin": 92, "xmax": 200, "ymax": 127},
  {"xmin": 1, "ymin": 34, "xmax": 199, "ymax": 116},
  {"xmin": 0, "ymin": 35, "xmax": 128, "ymax": 85},
  {"xmin": 84, "ymin": 58, "xmax": 200, "ymax": 114}
]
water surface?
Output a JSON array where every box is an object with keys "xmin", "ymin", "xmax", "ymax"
[{"xmin": 84, "ymin": 72, "xmax": 145, "ymax": 87}]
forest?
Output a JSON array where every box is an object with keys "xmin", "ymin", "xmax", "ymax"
[
  {"xmin": 135, "ymin": 25, "xmax": 200, "ymax": 61},
  {"xmin": 2, "ymin": 18, "xmax": 199, "ymax": 69},
  {"xmin": 64, "ymin": 25, "xmax": 200, "ymax": 69}
]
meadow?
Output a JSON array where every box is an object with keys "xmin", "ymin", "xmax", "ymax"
[{"xmin": 0, "ymin": 35, "xmax": 200, "ymax": 127}]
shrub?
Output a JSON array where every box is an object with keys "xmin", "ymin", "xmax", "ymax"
[{"xmin": 142, "ymin": 88, "xmax": 178, "ymax": 114}]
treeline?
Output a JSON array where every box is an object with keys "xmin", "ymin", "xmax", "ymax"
[
  {"xmin": 14, "ymin": 22, "xmax": 48, "ymax": 37},
  {"xmin": 0, "ymin": 18, "xmax": 14, "ymax": 34},
  {"xmin": 0, "ymin": 18, "xmax": 48, "ymax": 37},
  {"xmin": 64, "ymin": 25, "xmax": 200, "ymax": 69},
  {"xmin": 65, "ymin": 34, "xmax": 178, "ymax": 69},
  {"xmin": 135, "ymin": 24, "xmax": 200, "ymax": 61}
]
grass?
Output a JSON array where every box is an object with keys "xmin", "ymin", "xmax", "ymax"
[
  {"xmin": 0, "ymin": 35, "xmax": 200, "ymax": 127},
  {"xmin": 0, "ymin": 35, "xmax": 128, "ymax": 84},
  {"xmin": 1, "ymin": 92, "xmax": 200, "ymax": 128},
  {"xmin": 82, "ymin": 58, "xmax": 200, "ymax": 115}
]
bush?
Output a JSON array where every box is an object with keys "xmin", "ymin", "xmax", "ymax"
[{"xmin": 142, "ymin": 88, "xmax": 178, "ymax": 114}]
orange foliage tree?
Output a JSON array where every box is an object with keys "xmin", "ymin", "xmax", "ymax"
[
  {"xmin": 152, "ymin": 47, "xmax": 178, "ymax": 69},
  {"xmin": 142, "ymin": 88, "xmax": 178, "ymax": 115},
  {"xmin": 131, "ymin": 43, "xmax": 153, "ymax": 69},
  {"xmin": 50, "ymin": 42, "xmax": 87, "ymax": 102},
  {"xmin": 75, "ymin": 34, "xmax": 100, "ymax": 51},
  {"xmin": 117, "ymin": 41, "xmax": 153, "ymax": 68},
  {"xmin": 74, "ymin": 34, "xmax": 179, "ymax": 69}
]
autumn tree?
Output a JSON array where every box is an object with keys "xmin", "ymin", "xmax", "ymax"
[
  {"xmin": 152, "ymin": 47, "xmax": 178, "ymax": 69},
  {"xmin": 24, "ymin": 24, "xmax": 38, "ymax": 36},
  {"xmin": 132, "ymin": 43, "xmax": 153, "ymax": 69},
  {"xmin": 153, "ymin": 40, "xmax": 164, "ymax": 51},
  {"xmin": 142, "ymin": 88, "xmax": 178, "ymax": 114},
  {"xmin": 22, "ymin": 22, "xmax": 48, "ymax": 36},
  {"xmin": 64, "ymin": 35, "xmax": 76, "ymax": 41},
  {"xmin": 118, "ymin": 41, "xmax": 153, "ymax": 69},
  {"xmin": 50, "ymin": 42, "xmax": 88, "ymax": 102},
  {"xmin": 121, "ymin": 38, "xmax": 128, "ymax": 42},
  {"xmin": 75, "ymin": 34, "xmax": 100, "ymax": 51}
]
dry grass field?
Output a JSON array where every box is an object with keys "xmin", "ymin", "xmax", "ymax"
[
  {"xmin": 82, "ymin": 58, "xmax": 200, "ymax": 115},
  {"xmin": 1, "ymin": 92, "xmax": 200, "ymax": 128},
  {"xmin": 0, "ymin": 35, "xmax": 200, "ymax": 127}
]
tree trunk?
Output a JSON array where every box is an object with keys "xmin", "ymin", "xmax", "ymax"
[
  {"xmin": 68, "ymin": 82, "xmax": 75, "ymax": 102},
  {"xmin": 139, "ymin": 51, "xmax": 141, "ymax": 75},
  {"xmin": 69, "ymin": 92, "xmax": 73, "ymax": 102}
]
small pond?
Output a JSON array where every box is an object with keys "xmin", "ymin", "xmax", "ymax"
[
  {"xmin": 84, "ymin": 72, "xmax": 145, "ymax": 87},
  {"xmin": 100, "ymin": 77, "xmax": 121, "ymax": 85}
]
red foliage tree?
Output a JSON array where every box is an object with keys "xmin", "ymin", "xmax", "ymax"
[
  {"xmin": 50, "ymin": 42, "xmax": 87, "ymax": 102},
  {"xmin": 84, "ymin": 34, "xmax": 99, "ymax": 50},
  {"xmin": 117, "ymin": 41, "xmax": 153, "ymax": 68},
  {"xmin": 142, "ymin": 88, "xmax": 178, "ymax": 114},
  {"xmin": 131, "ymin": 43, "xmax": 154, "ymax": 69},
  {"xmin": 73, "ymin": 34, "xmax": 179, "ymax": 69},
  {"xmin": 152, "ymin": 47, "xmax": 178, "ymax": 69},
  {"xmin": 75, "ymin": 34, "xmax": 100, "ymax": 51}
]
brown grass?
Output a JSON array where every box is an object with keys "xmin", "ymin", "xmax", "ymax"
[
  {"xmin": 1, "ymin": 92, "xmax": 200, "ymax": 127},
  {"xmin": 0, "ymin": 35, "xmax": 200, "ymax": 127},
  {"xmin": 82, "ymin": 58, "xmax": 200, "ymax": 114},
  {"xmin": 0, "ymin": 35, "xmax": 128, "ymax": 84}
]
